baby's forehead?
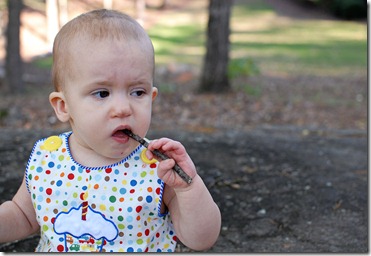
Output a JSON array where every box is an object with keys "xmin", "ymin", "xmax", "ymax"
[
  {"xmin": 62, "ymin": 34, "xmax": 154, "ymax": 80},
  {"xmin": 67, "ymin": 25, "xmax": 153, "ymax": 52},
  {"xmin": 65, "ymin": 35, "xmax": 154, "ymax": 63},
  {"xmin": 58, "ymin": 15, "xmax": 152, "ymax": 49}
]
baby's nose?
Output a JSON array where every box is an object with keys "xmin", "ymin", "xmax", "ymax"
[{"xmin": 110, "ymin": 98, "xmax": 132, "ymax": 118}]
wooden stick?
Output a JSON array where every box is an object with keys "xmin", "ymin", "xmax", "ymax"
[{"xmin": 123, "ymin": 129, "xmax": 192, "ymax": 184}]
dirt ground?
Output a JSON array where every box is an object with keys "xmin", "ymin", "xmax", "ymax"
[
  {"xmin": 0, "ymin": 0, "xmax": 368, "ymax": 253},
  {"xmin": 0, "ymin": 127, "xmax": 367, "ymax": 252}
]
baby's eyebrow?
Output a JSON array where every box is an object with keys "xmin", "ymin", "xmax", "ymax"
[{"xmin": 128, "ymin": 79, "xmax": 152, "ymax": 87}]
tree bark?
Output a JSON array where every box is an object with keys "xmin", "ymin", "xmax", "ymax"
[
  {"xmin": 199, "ymin": 0, "xmax": 233, "ymax": 93},
  {"xmin": 46, "ymin": 0, "xmax": 59, "ymax": 48},
  {"xmin": 5, "ymin": 0, "xmax": 23, "ymax": 94},
  {"xmin": 135, "ymin": 0, "xmax": 146, "ymax": 25}
]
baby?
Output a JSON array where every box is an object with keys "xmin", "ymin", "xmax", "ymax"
[{"xmin": 0, "ymin": 9, "xmax": 221, "ymax": 252}]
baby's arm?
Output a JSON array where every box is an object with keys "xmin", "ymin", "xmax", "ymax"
[
  {"xmin": 147, "ymin": 138, "xmax": 221, "ymax": 251},
  {"xmin": 0, "ymin": 177, "xmax": 39, "ymax": 243}
]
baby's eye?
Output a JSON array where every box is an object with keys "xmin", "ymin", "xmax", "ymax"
[
  {"xmin": 130, "ymin": 89, "xmax": 146, "ymax": 97},
  {"xmin": 93, "ymin": 90, "xmax": 110, "ymax": 99}
]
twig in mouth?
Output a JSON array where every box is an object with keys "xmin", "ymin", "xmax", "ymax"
[{"xmin": 123, "ymin": 129, "xmax": 193, "ymax": 184}]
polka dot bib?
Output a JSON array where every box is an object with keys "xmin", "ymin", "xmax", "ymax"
[{"xmin": 26, "ymin": 132, "xmax": 177, "ymax": 252}]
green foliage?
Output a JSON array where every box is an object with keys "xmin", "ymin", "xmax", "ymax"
[
  {"xmin": 148, "ymin": 24, "xmax": 205, "ymax": 66},
  {"xmin": 155, "ymin": 83, "xmax": 177, "ymax": 94},
  {"xmin": 228, "ymin": 58, "xmax": 261, "ymax": 97},
  {"xmin": 228, "ymin": 58, "xmax": 260, "ymax": 79},
  {"xmin": 0, "ymin": 109, "xmax": 8, "ymax": 120},
  {"xmin": 331, "ymin": 0, "xmax": 367, "ymax": 19},
  {"xmin": 238, "ymin": 83, "xmax": 262, "ymax": 97},
  {"xmin": 33, "ymin": 55, "xmax": 53, "ymax": 69}
]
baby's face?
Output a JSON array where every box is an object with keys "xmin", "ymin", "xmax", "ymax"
[{"xmin": 61, "ymin": 38, "xmax": 157, "ymax": 167}]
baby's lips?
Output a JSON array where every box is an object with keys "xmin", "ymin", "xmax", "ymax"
[{"xmin": 112, "ymin": 126, "xmax": 132, "ymax": 137}]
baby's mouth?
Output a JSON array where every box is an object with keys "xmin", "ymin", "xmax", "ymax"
[{"xmin": 112, "ymin": 128, "xmax": 131, "ymax": 138}]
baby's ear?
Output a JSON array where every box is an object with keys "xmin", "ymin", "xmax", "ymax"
[
  {"xmin": 152, "ymin": 87, "xmax": 158, "ymax": 101},
  {"xmin": 49, "ymin": 92, "xmax": 70, "ymax": 122}
]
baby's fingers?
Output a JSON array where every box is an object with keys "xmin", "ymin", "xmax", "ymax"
[
  {"xmin": 157, "ymin": 159, "xmax": 188, "ymax": 187},
  {"xmin": 148, "ymin": 139, "xmax": 186, "ymax": 160}
]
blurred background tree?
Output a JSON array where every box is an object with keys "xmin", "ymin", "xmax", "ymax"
[
  {"xmin": 199, "ymin": 0, "xmax": 233, "ymax": 93},
  {"xmin": 5, "ymin": 0, "xmax": 23, "ymax": 94}
]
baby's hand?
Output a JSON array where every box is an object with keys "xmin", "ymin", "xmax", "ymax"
[{"xmin": 146, "ymin": 138, "xmax": 197, "ymax": 188}]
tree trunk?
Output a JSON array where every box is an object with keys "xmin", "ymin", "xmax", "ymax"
[
  {"xmin": 199, "ymin": 0, "xmax": 233, "ymax": 93},
  {"xmin": 5, "ymin": 0, "xmax": 23, "ymax": 94},
  {"xmin": 58, "ymin": 0, "xmax": 69, "ymax": 27},
  {"xmin": 46, "ymin": 0, "xmax": 60, "ymax": 49},
  {"xmin": 135, "ymin": 0, "xmax": 146, "ymax": 25},
  {"xmin": 103, "ymin": 0, "xmax": 113, "ymax": 9},
  {"xmin": 145, "ymin": 0, "xmax": 168, "ymax": 9}
]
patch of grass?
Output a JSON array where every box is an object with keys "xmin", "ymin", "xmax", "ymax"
[
  {"xmin": 0, "ymin": 109, "xmax": 8, "ymax": 120},
  {"xmin": 33, "ymin": 55, "xmax": 53, "ymax": 69},
  {"xmin": 155, "ymin": 83, "xmax": 177, "ymax": 94},
  {"xmin": 228, "ymin": 58, "xmax": 260, "ymax": 79},
  {"xmin": 232, "ymin": 1, "xmax": 273, "ymax": 16},
  {"xmin": 228, "ymin": 57, "xmax": 262, "ymax": 96},
  {"xmin": 148, "ymin": 1, "xmax": 366, "ymax": 78},
  {"xmin": 149, "ymin": 24, "xmax": 205, "ymax": 66},
  {"xmin": 230, "ymin": 3, "xmax": 367, "ymax": 75},
  {"xmin": 238, "ymin": 83, "xmax": 262, "ymax": 97}
]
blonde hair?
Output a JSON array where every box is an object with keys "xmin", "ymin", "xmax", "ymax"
[{"xmin": 52, "ymin": 9, "xmax": 154, "ymax": 91}]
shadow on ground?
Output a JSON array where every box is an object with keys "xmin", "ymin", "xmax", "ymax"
[{"xmin": 0, "ymin": 126, "xmax": 367, "ymax": 253}]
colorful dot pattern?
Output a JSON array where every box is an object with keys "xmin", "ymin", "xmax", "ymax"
[{"xmin": 25, "ymin": 132, "xmax": 177, "ymax": 252}]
